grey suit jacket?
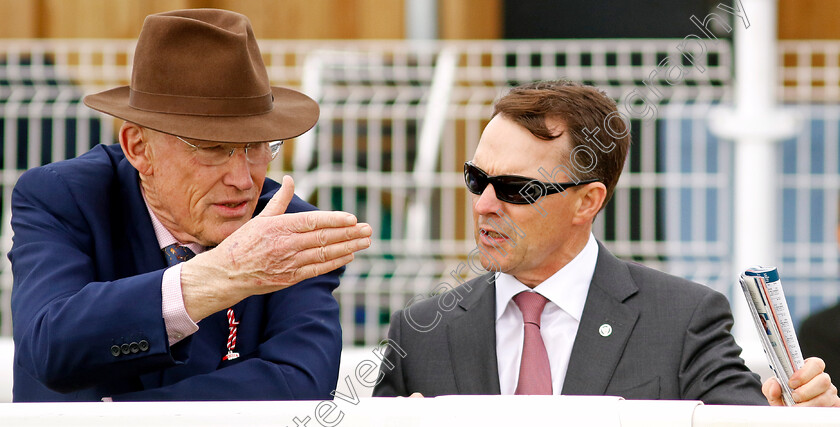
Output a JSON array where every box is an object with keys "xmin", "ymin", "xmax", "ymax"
[{"xmin": 373, "ymin": 242, "xmax": 767, "ymax": 405}]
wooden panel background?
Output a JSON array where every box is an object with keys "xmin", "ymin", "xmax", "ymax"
[
  {"xmin": 211, "ymin": 0, "xmax": 404, "ymax": 39},
  {"xmin": 0, "ymin": 0, "xmax": 502, "ymax": 39},
  {"xmin": 439, "ymin": 0, "xmax": 501, "ymax": 39},
  {"xmin": 778, "ymin": 0, "xmax": 840, "ymax": 40},
  {"xmin": 2, "ymin": 1, "xmax": 840, "ymax": 40},
  {"xmin": 0, "ymin": 0, "xmax": 39, "ymax": 38}
]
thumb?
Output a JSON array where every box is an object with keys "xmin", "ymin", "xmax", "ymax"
[
  {"xmin": 762, "ymin": 377, "xmax": 785, "ymax": 406},
  {"xmin": 259, "ymin": 175, "xmax": 295, "ymax": 217}
]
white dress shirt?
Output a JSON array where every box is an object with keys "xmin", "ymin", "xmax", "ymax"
[
  {"xmin": 143, "ymin": 196, "xmax": 201, "ymax": 346},
  {"xmin": 495, "ymin": 233, "xmax": 599, "ymax": 395}
]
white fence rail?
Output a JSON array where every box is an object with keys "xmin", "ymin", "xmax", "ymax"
[{"xmin": 1, "ymin": 39, "xmax": 837, "ymax": 347}]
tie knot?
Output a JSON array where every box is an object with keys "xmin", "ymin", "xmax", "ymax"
[
  {"xmin": 163, "ymin": 244, "xmax": 196, "ymax": 266},
  {"xmin": 513, "ymin": 291, "xmax": 549, "ymax": 326}
]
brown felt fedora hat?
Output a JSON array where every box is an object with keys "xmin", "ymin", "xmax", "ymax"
[{"xmin": 84, "ymin": 8, "xmax": 318, "ymax": 143}]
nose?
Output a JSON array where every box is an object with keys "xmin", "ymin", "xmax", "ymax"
[
  {"xmin": 222, "ymin": 148, "xmax": 255, "ymax": 191},
  {"xmin": 473, "ymin": 183, "xmax": 503, "ymax": 215}
]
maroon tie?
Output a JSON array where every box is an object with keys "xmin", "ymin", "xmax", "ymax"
[{"xmin": 513, "ymin": 291, "xmax": 552, "ymax": 395}]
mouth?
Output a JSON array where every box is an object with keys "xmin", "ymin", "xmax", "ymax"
[
  {"xmin": 479, "ymin": 227, "xmax": 509, "ymax": 243},
  {"xmin": 213, "ymin": 199, "xmax": 251, "ymax": 216}
]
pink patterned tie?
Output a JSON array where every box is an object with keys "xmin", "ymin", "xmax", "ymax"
[{"xmin": 513, "ymin": 291, "xmax": 552, "ymax": 395}]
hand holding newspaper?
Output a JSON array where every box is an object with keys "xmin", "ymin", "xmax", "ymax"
[{"xmin": 738, "ymin": 266, "xmax": 805, "ymax": 406}]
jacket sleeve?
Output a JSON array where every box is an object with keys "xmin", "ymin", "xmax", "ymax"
[
  {"xmin": 372, "ymin": 309, "xmax": 408, "ymax": 397},
  {"xmin": 113, "ymin": 269, "xmax": 343, "ymax": 401},
  {"xmin": 10, "ymin": 166, "xmax": 177, "ymax": 393},
  {"xmin": 678, "ymin": 290, "xmax": 768, "ymax": 405}
]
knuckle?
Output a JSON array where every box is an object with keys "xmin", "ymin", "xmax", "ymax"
[
  {"xmin": 269, "ymin": 222, "xmax": 287, "ymax": 238},
  {"xmin": 287, "ymin": 214, "xmax": 307, "ymax": 232},
  {"xmin": 305, "ymin": 213, "xmax": 319, "ymax": 230},
  {"xmin": 289, "ymin": 267, "xmax": 304, "ymax": 285}
]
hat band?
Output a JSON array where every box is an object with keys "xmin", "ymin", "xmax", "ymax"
[{"xmin": 128, "ymin": 88, "xmax": 274, "ymax": 117}]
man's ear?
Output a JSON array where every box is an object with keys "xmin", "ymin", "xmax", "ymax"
[
  {"xmin": 571, "ymin": 182, "xmax": 607, "ymax": 225},
  {"xmin": 119, "ymin": 122, "xmax": 153, "ymax": 176}
]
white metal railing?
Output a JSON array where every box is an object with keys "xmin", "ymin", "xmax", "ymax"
[
  {"xmin": 3, "ymin": 39, "xmax": 836, "ymax": 348},
  {"xmin": 779, "ymin": 40, "xmax": 840, "ymax": 102}
]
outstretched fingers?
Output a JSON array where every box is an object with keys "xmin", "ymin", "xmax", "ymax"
[
  {"xmin": 282, "ymin": 210, "xmax": 361, "ymax": 233},
  {"xmin": 298, "ymin": 235, "xmax": 372, "ymax": 263},
  {"xmin": 282, "ymin": 222, "xmax": 372, "ymax": 252},
  {"xmin": 291, "ymin": 253, "xmax": 357, "ymax": 284}
]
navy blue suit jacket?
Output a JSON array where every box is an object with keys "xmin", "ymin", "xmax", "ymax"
[{"xmin": 9, "ymin": 144, "xmax": 343, "ymax": 401}]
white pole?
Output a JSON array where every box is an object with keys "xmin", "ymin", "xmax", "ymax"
[
  {"xmin": 710, "ymin": 0, "xmax": 795, "ymax": 346},
  {"xmin": 405, "ymin": 0, "xmax": 438, "ymax": 40},
  {"xmin": 405, "ymin": 47, "xmax": 457, "ymax": 253}
]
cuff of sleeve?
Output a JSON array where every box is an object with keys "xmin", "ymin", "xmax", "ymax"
[{"xmin": 162, "ymin": 264, "xmax": 199, "ymax": 346}]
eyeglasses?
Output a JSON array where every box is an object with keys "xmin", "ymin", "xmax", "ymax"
[
  {"xmin": 464, "ymin": 161, "xmax": 599, "ymax": 204},
  {"xmin": 175, "ymin": 136, "xmax": 283, "ymax": 166}
]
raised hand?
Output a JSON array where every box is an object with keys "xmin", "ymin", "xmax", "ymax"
[{"xmin": 181, "ymin": 176, "xmax": 372, "ymax": 322}]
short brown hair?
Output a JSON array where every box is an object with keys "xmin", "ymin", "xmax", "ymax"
[{"xmin": 492, "ymin": 80, "xmax": 630, "ymax": 208}]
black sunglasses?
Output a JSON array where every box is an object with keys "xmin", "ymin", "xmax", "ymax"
[{"xmin": 464, "ymin": 161, "xmax": 599, "ymax": 204}]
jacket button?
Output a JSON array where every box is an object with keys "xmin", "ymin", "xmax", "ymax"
[
  {"xmin": 120, "ymin": 343, "xmax": 130, "ymax": 355},
  {"xmin": 110, "ymin": 345, "xmax": 121, "ymax": 357},
  {"xmin": 129, "ymin": 342, "xmax": 140, "ymax": 354},
  {"xmin": 138, "ymin": 340, "xmax": 149, "ymax": 352}
]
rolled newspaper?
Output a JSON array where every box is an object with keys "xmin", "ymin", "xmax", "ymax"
[{"xmin": 739, "ymin": 266, "xmax": 804, "ymax": 406}]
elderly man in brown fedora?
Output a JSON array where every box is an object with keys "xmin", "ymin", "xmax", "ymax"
[{"xmin": 9, "ymin": 9, "xmax": 372, "ymax": 401}]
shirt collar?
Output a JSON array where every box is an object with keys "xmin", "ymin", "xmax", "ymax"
[
  {"xmin": 495, "ymin": 233, "xmax": 598, "ymax": 322},
  {"xmin": 141, "ymin": 189, "xmax": 204, "ymax": 255}
]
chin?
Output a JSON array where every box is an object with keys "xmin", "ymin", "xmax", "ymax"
[
  {"xmin": 477, "ymin": 250, "xmax": 510, "ymax": 273},
  {"xmin": 204, "ymin": 224, "xmax": 243, "ymax": 245}
]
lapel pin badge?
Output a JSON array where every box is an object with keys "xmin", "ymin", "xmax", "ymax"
[{"xmin": 599, "ymin": 323, "xmax": 612, "ymax": 337}]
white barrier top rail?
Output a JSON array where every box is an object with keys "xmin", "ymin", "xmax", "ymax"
[{"xmin": 0, "ymin": 397, "xmax": 837, "ymax": 427}]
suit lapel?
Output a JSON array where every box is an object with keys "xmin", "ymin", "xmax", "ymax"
[
  {"xmin": 562, "ymin": 242, "xmax": 640, "ymax": 395},
  {"xmin": 446, "ymin": 273, "xmax": 502, "ymax": 395}
]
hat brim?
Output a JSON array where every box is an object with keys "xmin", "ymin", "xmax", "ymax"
[{"xmin": 84, "ymin": 86, "xmax": 319, "ymax": 143}]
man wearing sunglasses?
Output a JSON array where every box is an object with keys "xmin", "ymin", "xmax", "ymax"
[
  {"xmin": 9, "ymin": 9, "xmax": 372, "ymax": 401},
  {"xmin": 374, "ymin": 81, "xmax": 839, "ymax": 406}
]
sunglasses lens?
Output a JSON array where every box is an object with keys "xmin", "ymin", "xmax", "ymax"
[
  {"xmin": 494, "ymin": 179, "xmax": 531, "ymax": 204},
  {"xmin": 464, "ymin": 164, "xmax": 486, "ymax": 195},
  {"xmin": 465, "ymin": 163, "xmax": 535, "ymax": 204}
]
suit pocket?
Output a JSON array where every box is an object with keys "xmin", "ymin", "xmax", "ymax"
[{"xmin": 610, "ymin": 376, "xmax": 660, "ymax": 400}]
